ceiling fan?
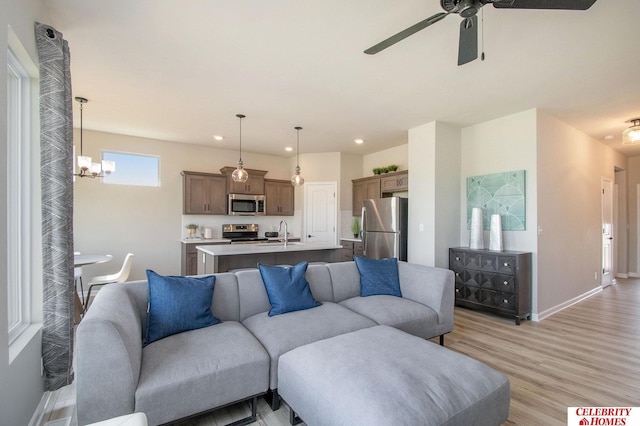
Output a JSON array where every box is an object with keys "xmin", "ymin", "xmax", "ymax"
[{"xmin": 364, "ymin": 0, "xmax": 597, "ymax": 65}]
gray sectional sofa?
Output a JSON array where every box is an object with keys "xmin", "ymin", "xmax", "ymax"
[{"xmin": 76, "ymin": 261, "xmax": 455, "ymax": 425}]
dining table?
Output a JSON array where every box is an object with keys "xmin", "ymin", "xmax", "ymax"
[{"xmin": 74, "ymin": 254, "xmax": 113, "ymax": 323}]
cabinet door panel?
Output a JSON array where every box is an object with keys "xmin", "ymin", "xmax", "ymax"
[
  {"xmin": 207, "ymin": 175, "xmax": 228, "ymax": 214},
  {"xmin": 450, "ymin": 251, "xmax": 465, "ymax": 269},
  {"xmin": 497, "ymin": 256, "xmax": 517, "ymax": 275},
  {"xmin": 479, "ymin": 254, "xmax": 499, "ymax": 271},
  {"xmin": 184, "ymin": 174, "xmax": 207, "ymax": 214},
  {"xmin": 494, "ymin": 274, "xmax": 516, "ymax": 293}
]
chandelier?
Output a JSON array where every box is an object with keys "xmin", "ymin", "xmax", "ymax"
[{"xmin": 73, "ymin": 97, "xmax": 115, "ymax": 178}]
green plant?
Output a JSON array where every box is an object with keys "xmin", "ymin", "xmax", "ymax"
[
  {"xmin": 373, "ymin": 167, "xmax": 382, "ymax": 175},
  {"xmin": 186, "ymin": 223, "xmax": 198, "ymax": 229},
  {"xmin": 351, "ymin": 217, "xmax": 361, "ymax": 236},
  {"xmin": 388, "ymin": 164, "xmax": 398, "ymax": 172},
  {"xmin": 380, "ymin": 166, "xmax": 389, "ymax": 173}
]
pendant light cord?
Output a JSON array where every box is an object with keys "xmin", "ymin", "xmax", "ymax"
[{"xmin": 237, "ymin": 114, "xmax": 244, "ymax": 162}]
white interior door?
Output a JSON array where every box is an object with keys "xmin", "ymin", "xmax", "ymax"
[
  {"xmin": 602, "ymin": 177, "xmax": 613, "ymax": 288},
  {"xmin": 303, "ymin": 182, "xmax": 337, "ymax": 244}
]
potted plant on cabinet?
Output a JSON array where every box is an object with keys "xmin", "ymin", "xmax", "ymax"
[{"xmin": 186, "ymin": 223, "xmax": 198, "ymax": 238}]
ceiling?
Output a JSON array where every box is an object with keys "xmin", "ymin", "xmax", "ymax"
[{"xmin": 43, "ymin": 0, "xmax": 640, "ymax": 158}]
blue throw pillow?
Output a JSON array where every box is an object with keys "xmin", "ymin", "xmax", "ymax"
[
  {"xmin": 258, "ymin": 262, "xmax": 321, "ymax": 316},
  {"xmin": 354, "ymin": 256, "xmax": 402, "ymax": 298},
  {"xmin": 145, "ymin": 270, "xmax": 220, "ymax": 346}
]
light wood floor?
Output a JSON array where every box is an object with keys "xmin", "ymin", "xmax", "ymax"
[{"xmin": 42, "ymin": 279, "xmax": 640, "ymax": 426}]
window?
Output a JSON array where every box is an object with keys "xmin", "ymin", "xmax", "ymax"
[
  {"xmin": 102, "ymin": 151, "xmax": 160, "ymax": 187},
  {"xmin": 7, "ymin": 46, "xmax": 33, "ymax": 343}
]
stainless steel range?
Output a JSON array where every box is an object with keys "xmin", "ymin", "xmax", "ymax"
[{"xmin": 222, "ymin": 224, "xmax": 268, "ymax": 244}]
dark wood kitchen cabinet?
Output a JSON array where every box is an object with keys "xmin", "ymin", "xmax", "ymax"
[
  {"xmin": 264, "ymin": 179, "xmax": 294, "ymax": 216},
  {"xmin": 380, "ymin": 171, "xmax": 408, "ymax": 193},
  {"xmin": 352, "ymin": 170, "xmax": 409, "ymax": 216},
  {"xmin": 182, "ymin": 171, "xmax": 227, "ymax": 215},
  {"xmin": 352, "ymin": 176, "xmax": 381, "ymax": 216},
  {"xmin": 182, "ymin": 241, "xmax": 230, "ymax": 275},
  {"xmin": 219, "ymin": 167, "xmax": 267, "ymax": 195},
  {"xmin": 449, "ymin": 247, "xmax": 531, "ymax": 325},
  {"xmin": 340, "ymin": 239, "xmax": 363, "ymax": 261}
]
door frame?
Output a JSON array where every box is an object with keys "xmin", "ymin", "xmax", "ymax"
[
  {"xmin": 601, "ymin": 176, "xmax": 614, "ymax": 288},
  {"xmin": 303, "ymin": 182, "xmax": 338, "ymax": 244}
]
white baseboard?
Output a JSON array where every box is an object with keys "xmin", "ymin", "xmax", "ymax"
[
  {"xmin": 615, "ymin": 273, "xmax": 629, "ymax": 279},
  {"xmin": 536, "ymin": 286, "xmax": 603, "ymax": 321},
  {"xmin": 628, "ymin": 272, "xmax": 640, "ymax": 278}
]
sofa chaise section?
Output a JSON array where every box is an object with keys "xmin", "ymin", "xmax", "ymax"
[{"xmin": 76, "ymin": 275, "xmax": 270, "ymax": 426}]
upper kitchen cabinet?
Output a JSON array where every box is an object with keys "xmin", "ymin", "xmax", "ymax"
[
  {"xmin": 182, "ymin": 171, "xmax": 227, "ymax": 215},
  {"xmin": 219, "ymin": 167, "xmax": 267, "ymax": 195},
  {"xmin": 264, "ymin": 179, "xmax": 294, "ymax": 216},
  {"xmin": 352, "ymin": 170, "xmax": 409, "ymax": 216},
  {"xmin": 352, "ymin": 176, "xmax": 381, "ymax": 216},
  {"xmin": 380, "ymin": 170, "xmax": 408, "ymax": 193}
]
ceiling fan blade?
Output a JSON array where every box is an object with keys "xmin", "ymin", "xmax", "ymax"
[
  {"xmin": 492, "ymin": 0, "xmax": 596, "ymax": 10},
  {"xmin": 458, "ymin": 16, "xmax": 478, "ymax": 66},
  {"xmin": 364, "ymin": 12, "xmax": 450, "ymax": 55}
]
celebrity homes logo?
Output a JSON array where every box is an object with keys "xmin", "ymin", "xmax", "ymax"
[{"xmin": 568, "ymin": 407, "xmax": 640, "ymax": 425}]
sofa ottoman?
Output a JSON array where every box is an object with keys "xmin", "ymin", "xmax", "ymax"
[{"xmin": 278, "ymin": 325, "xmax": 510, "ymax": 426}]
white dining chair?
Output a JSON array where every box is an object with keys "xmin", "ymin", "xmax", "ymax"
[
  {"xmin": 84, "ymin": 253, "xmax": 134, "ymax": 313},
  {"xmin": 74, "ymin": 251, "xmax": 84, "ymax": 299}
]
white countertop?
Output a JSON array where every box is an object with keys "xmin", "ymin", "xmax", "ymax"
[
  {"xmin": 182, "ymin": 237, "xmax": 301, "ymax": 244},
  {"xmin": 340, "ymin": 237, "xmax": 362, "ymax": 242},
  {"xmin": 182, "ymin": 238, "xmax": 231, "ymax": 244},
  {"xmin": 196, "ymin": 242, "xmax": 342, "ymax": 256}
]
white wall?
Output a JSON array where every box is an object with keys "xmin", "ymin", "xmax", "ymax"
[
  {"xmin": 362, "ymin": 144, "xmax": 408, "ymax": 176},
  {"xmin": 74, "ymin": 129, "xmax": 293, "ymax": 280},
  {"xmin": 536, "ymin": 110, "xmax": 626, "ymax": 316},
  {"xmin": 1, "ymin": 1, "xmax": 50, "ymax": 424},
  {"xmin": 407, "ymin": 122, "xmax": 460, "ymax": 267},
  {"xmin": 626, "ymin": 156, "xmax": 640, "ymax": 274},
  {"xmin": 461, "ymin": 109, "xmax": 538, "ymax": 312}
]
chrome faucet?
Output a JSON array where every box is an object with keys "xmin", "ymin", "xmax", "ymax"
[{"xmin": 278, "ymin": 220, "xmax": 288, "ymax": 247}]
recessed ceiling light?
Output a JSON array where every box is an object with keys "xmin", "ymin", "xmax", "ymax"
[
  {"xmin": 285, "ymin": 147, "xmax": 293, "ymax": 152},
  {"xmin": 213, "ymin": 135, "xmax": 224, "ymax": 141},
  {"xmin": 354, "ymin": 139, "xmax": 364, "ymax": 144}
]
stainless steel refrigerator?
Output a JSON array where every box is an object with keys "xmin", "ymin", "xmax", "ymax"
[{"xmin": 361, "ymin": 197, "xmax": 408, "ymax": 261}]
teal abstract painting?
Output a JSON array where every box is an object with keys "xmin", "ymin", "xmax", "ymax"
[{"xmin": 467, "ymin": 170, "xmax": 526, "ymax": 231}]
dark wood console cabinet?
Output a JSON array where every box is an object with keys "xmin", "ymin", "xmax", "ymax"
[{"xmin": 449, "ymin": 247, "xmax": 531, "ymax": 325}]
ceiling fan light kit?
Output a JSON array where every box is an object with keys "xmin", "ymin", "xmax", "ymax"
[
  {"xmin": 622, "ymin": 119, "xmax": 640, "ymax": 145},
  {"xmin": 364, "ymin": 0, "xmax": 597, "ymax": 65}
]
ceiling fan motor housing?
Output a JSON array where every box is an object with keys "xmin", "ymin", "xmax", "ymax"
[{"xmin": 441, "ymin": 0, "xmax": 484, "ymax": 17}]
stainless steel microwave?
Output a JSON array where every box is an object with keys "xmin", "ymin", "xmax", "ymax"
[{"xmin": 228, "ymin": 194, "xmax": 266, "ymax": 216}]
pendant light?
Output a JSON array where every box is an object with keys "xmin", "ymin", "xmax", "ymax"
[
  {"xmin": 291, "ymin": 126, "xmax": 305, "ymax": 186},
  {"xmin": 231, "ymin": 114, "xmax": 249, "ymax": 183},
  {"xmin": 73, "ymin": 96, "xmax": 115, "ymax": 178},
  {"xmin": 622, "ymin": 118, "xmax": 640, "ymax": 145}
]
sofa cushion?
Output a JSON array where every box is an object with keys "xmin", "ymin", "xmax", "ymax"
[
  {"xmin": 258, "ymin": 262, "xmax": 321, "ymax": 316},
  {"xmin": 340, "ymin": 295, "xmax": 440, "ymax": 340},
  {"xmin": 145, "ymin": 270, "xmax": 220, "ymax": 345},
  {"xmin": 242, "ymin": 302, "xmax": 376, "ymax": 389},
  {"xmin": 136, "ymin": 321, "xmax": 270, "ymax": 425},
  {"xmin": 354, "ymin": 256, "xmax": 402, "ymax": 297}
]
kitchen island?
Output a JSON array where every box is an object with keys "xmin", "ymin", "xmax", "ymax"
[{"xmin": 196, "ymin": 242, "xmax": 343, "ymax": 273}]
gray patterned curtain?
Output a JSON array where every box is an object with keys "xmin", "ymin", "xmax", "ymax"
[{"xmin": 35, "ymin": 22, "xmax": 75, "ymax": 391}]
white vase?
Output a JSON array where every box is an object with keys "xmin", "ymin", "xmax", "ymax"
[
  {"xmin": 469, "ymin": 207, "xmax": 484, "ymax": 249},
  {"xmin": 489, "ymin": 214, "xmax": 503, "ymax": 251}
]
